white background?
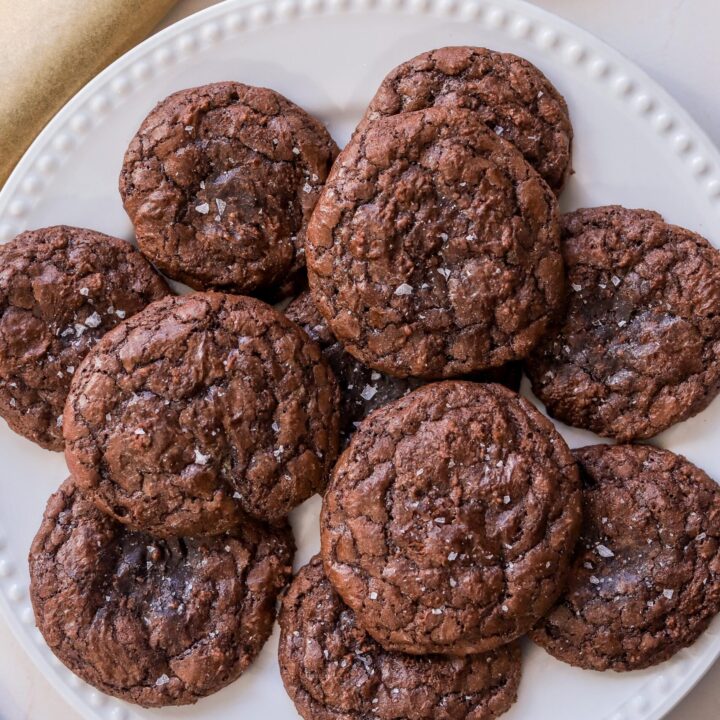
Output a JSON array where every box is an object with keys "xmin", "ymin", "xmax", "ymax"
[{"xmin": 0, "ymin": 1, "xmax": 718, "ymax": 718}]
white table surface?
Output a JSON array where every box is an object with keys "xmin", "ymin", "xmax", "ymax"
[{"xmin": 1, "ymin": 1, "xmax": 718, "ymax": 718}]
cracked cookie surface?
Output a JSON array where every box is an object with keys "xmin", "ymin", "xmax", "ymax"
[
  {"xmin": 526, "ymin": 206, "xmax": 720, "ymax": 441},
  {"xmin": 120, "ymin": 82, "xmax": 338, "ymax": 296},
  {"xmin": 0, "ymin": 225, "xmax": 169, "ymax": 451},
  {"xmin": 357, "ymin": 46, "xmax": 573, "ymax": 193},
  {"xmin": 64, "ymin": 292, "xmax": 340, "ymax": 535},
  {"xmin": 306, "ymin": 107, "xmax": 563, "ymax": 379},
  {"xmin": 30, "ymin": 478, "xmax": 294, "ymax": 707},
  {"xmin": 531, "ymin": 444, "xmax": 720, "ymax": 671},
  {"xmin": 279, "ymin": 555, "xmax": 521, "ymax": 720},
  {"xmin": 321, "ymin": 381, "xmax": 581, "ymax": 655},
  {"xmin": 286, "ymin": 291, "xmax": 521, "ymax": 447}
]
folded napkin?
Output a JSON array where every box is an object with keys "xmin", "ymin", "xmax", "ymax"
[{"xmin": 0, "ymin": 0, "xmax": 178, "ymax": 187}]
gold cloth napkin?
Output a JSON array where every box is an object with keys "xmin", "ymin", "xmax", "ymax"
[{"xmin": 0, "ymin": 0, "xmax": 178, "ymax": 186}]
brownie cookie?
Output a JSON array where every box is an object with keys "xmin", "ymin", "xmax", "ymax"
[
  {"xmin": 358, "ymin": 46, "xmax": 573, "ymax": 193},
  {"xmin": 286, "ymin": 291, "xmax": 521, "ymax": 446},
  {"xmin": 321, "ymin": 381, "xmax": 581, "ymax": 655},
  {"xmin": 30, "ymin": 478, "xmax": 294, "ymax": 707},
  {"xmin": 279, "ymin": 556, "xmax": 521, "ymax": 720},
  {"xmin": 531, "ymin": 444, "xmax": 720, "ymax": 671},
  {"xmin": 120, "ymin": 82, "xmax": 338, "ymax": 296},
  {"xmin": 526, "ymin": 206, "xmax": 720, "ymax": 441},
  {"xmin": 64, "ymin": 292, "xmax": 339, "ymax": 536},
  {"xmin": 0, "ymin": 226, "xmax": 169, "ymax": 451},
  {"xmin": 307, "ymin": 107, "xmax": 563, "ymax": 379}
]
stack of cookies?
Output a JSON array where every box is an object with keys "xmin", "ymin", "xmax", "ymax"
[
  {"xmin": 24, "ymin": 289, "xmax": 340, "ymax": 704},
  {"xmin": 0, "ymin": 45, "xmax": 718, "ymax": 717}
]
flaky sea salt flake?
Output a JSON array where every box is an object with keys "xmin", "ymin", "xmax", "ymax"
[
  {"xmin": 194, "ymin": 448, "xmax": 211, "ymax": 465},
  {"xmin": 85, "ymin": 311, "xmax": 102, "ymax": 328}
]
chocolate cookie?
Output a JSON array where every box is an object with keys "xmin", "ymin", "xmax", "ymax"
[
  {"xmin": 358, "ymin": 46, "xmax": 573, "ymax": 193},
  {"xmin": 526, "ymin": 206, "xmax": 720, "ymax": 441},
  {"xmin": 64, "ymin": 292, "xmax": 340, "ymax": 536},
  {"xmin": 286, "ymin": 291, "xmax": 521, "ymax": 446},
  {"xmin": 531, "ymin": 444, "xmax": 720, "ymax": 671},
  {"xmin": 120, "ymin": 82, "xmax": 338, "ymax": 296},
  {"xmin": 30, "ymin": 478, "xmax": 294, "ymax": 707},
  {"xmin": 0, "ymin": 226, "xmax": 169, "ymax": 451},
  {"xmin": 279, "ymin": 556, "xmax": 521, "ymax": 720},
  {"xmin": 307, "ymin": 107, "xmax": 563, "ymax": 379},
  {"xmin": 321, "ymin": 381, "xmax": 581, "ymax": 655}
]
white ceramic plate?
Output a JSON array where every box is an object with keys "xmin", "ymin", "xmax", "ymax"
[{"xmin": 1, "ymin": 1, "xmax": 720, "ymax": 719}]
